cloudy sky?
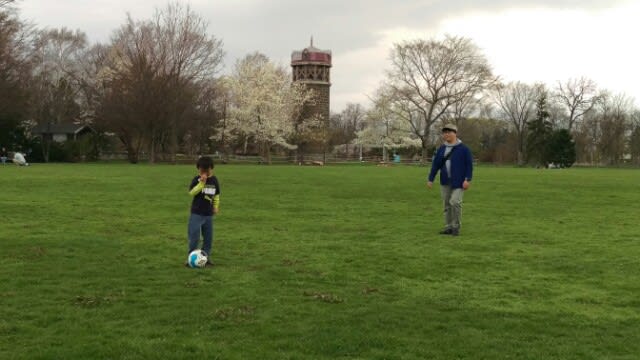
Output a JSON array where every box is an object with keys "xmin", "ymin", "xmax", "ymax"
[{"xmin": 18, "ymin": 0, "xmax": 640, "ymax": 112}]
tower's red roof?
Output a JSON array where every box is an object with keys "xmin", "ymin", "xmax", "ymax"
[{"xmin": 291, "ymin": 41, "xmax": 331, "ymax": 65}]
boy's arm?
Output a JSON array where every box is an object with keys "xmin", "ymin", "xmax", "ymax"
[
  {"xmin": 213, "ymin": 195, "xmax": 220, "ymax": 213},
  {"xmin": 212, "ymin": 177, "xmax": 220, "ymax": 212},
  {"xmin": 188, "ymin": 179, "xmax": 205, "ymax": 196}
]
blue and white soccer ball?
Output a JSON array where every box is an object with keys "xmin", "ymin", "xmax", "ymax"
[{"xmin": 187, "ymin": 250, "xmax": 208, "ymax": 268}]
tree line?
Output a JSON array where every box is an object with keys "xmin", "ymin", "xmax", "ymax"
[
  {"xmin": 332, "ymin": 36, "xmax": 639, "ymax": 167},
  {"xmin": 0, "ymin": 2, "xmax": 317, "ymax": 163},
  {"xmin": 1, "ymin": 1, "xmax": 639, "ymax": 166}
]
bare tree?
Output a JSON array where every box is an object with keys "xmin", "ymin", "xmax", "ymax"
[
  {"xmin": 30, "ymin": 28, "xmax": 87, "ymax": 161},
  {"xmin": 0, "ymin": 8, "xmax": 33, "ymax": 148},
  {"xmin": 490, "ymin": 82, "xmax": 541, "ymax": 165},
  {"xmin": 385, "ymin": 35, "xmax": 495, "ymax": 162},
  {"xmin": 0, "ymin": 1, "xmax": 18, "ymax": 8},
  {"xmin": 546, "ymin": 100, "xmax": 566, "ymax": 129},
  {"xmin": 441, "ymin": 91, "xmax": 485, "ymax": 128},
  {"xmin": 338, "ymin": 103, "xmax": 365, "ymax": 156},
  {"xmin": 577, "ymin": 110, "xmax": 600, "ymax": 165},
  {"xmin": 555, "ymin": 77, "xmax": 601, "ymax": 131},
  {"xmin": 596, "ymin": 93, "xmax": 632, "ymax": 165},
  {"xmin": 629, "ymin": 109, "xmax": 640, "ymax": 166},
  {"xmin": 180, "ymin": 79, "xmax": 225, "ymax": 156},
  {"xmin": 0, "ymin": 8, "xmax": 31, "ymax": 110},
  {"xmin": 98, "ymin": 2, "xmax": 224, "ymax": 163},
  {"xmin": 152, "ymin": 3, "xmax": 224, "ymax": 161},
  {"xmin": 75, "ymin": 43, "xmax": 110, "ymax": 125}
]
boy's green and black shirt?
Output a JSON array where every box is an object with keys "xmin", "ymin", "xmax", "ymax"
[{"xmin": 189, "ymin": 175, "xmax": 221, "ymax": 216}]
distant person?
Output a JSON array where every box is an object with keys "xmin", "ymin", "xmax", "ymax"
[
  {"xmin": 0, "ymin": 147, "xmax": 7, "ymax": 164},
  {"xmin": 427, "ymin": 124, "xmax": 473, "ymax": 236},
  {"xmin": 13, "ymin": 151, "xmax": 29, "ymax": 166},
  {"xmin": 186, "ymin": 156, "xmax": 221, "ymax": 267}
]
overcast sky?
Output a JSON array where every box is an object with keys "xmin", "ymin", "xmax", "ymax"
[{"xmin": 18, "ymin": 0, "xmax": 640, "ymax": 112}]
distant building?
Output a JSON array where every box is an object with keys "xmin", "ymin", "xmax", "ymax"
[
  {"xmin": 291, "ymin": 38, "xmax": 331, "ymax": 124},
  {"xmin": 32, "ymin": 123, "xmax": 95, "ymax": 143}
]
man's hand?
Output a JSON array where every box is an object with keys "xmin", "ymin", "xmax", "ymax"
[
  {"xmin": 427, "ymin": 181, "xmax": 433, "ymax": 189},
  {"xmin": 463, "ymin": 180, "xmax": 470, "ymax": 190}
]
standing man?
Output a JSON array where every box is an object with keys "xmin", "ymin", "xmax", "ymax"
[{"xmin": 427, "ymin": 124, "xmax": 473, "ymax": 236}]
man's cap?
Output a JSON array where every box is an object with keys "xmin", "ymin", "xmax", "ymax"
[{"xmin": 442, "ymin": 123, "xmax": 458, "ymax": 133}]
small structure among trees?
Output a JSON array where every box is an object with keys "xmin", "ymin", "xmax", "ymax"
[{"xmin": 32, "ymin": 123, "xmax": 94, "ymax": 143}]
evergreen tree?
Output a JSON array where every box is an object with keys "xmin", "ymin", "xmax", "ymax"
[
  {"xmin": 546, "ymin": 129, "xmax": 576, "ymax": 168},
  {"xmin": 526, "ymin": 90, "xmax": 552, "ymax": 166}
]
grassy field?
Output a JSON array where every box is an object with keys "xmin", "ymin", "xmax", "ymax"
[{"xmin": 1, "ymin": 163, "xmax": 639, "ymax": 359}]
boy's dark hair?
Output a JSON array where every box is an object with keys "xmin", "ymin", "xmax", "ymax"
[{"xmin": 196, "ymin": 156, "xmax": 214, "ymax": 170}]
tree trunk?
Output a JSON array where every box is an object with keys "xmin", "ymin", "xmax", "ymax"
[
  {"xmin": 264, "ymin": 141, "xmax": 272, "ymax": 165},
  {"xmin": 422, "ymin": 146, "xmax": 429, "ymax": 165},
  {"xmin": 297, "ymin": 143, "xmax": 305, "ymax": 163},
  {"xmin": 421, "ymin": 136, "xmax": 429, "ymax": 165},
  {"xmin": 517, "ymin": 150, "xmax": 524, "ymax": 165},
  {"xmin": 518, "ymin": 131, "xmax": 525, "ymax": 165},
  {"xmin": 41, "ymin": 137, "xmax": 51, "ymax": 163},
  {"xmin": 149, "ymin": 134, "xmax": 156, "ymax": 164},
  {"xmin": 126, "ymin": 145, "xmax": 139, "ymax": 164},
  {"xmin": 222, "ymin": 141, "xmax": 229, "ymax": 163},
  {"xmin": 169, "ymin": 125, "xmax": 177, "ymax": 164}
]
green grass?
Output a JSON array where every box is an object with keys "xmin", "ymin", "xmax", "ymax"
[{"xmin": 1, "ymin": 163, "xmax": 639, "ymax": 359}]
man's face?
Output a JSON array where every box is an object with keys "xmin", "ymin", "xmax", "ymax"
[{"xmin": 442, "ymin": 129, "xmax": 457, "ymax": 143}]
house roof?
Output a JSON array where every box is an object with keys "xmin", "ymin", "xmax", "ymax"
[{"xmin": 32, "ymin": 124, "xmax": 94, "ymax": 135}]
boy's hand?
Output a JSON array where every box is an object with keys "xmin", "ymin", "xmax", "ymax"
[
  {"xmin": 199, "ymin": 174, "xmax": 207, "ymax": 183},
  {"xmin": 213, "ymin": 207, "xmax": 219, "ymax": 215}
]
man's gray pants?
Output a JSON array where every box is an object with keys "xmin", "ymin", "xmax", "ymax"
[{"xmin": 440, "ymin": 185, "xmax": 464, "ymax": 230}]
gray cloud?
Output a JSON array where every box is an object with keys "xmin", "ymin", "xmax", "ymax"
[
  {"xmin": 197, "ymin": 0, "xmax": 626, "ymax": 54},
  {"xmin": 18, "ymin": 0, "xmax": 635, "ymax": 110}
]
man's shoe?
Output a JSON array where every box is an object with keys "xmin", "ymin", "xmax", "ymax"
[
  {"xmin": 451, "ymin": 228, "xmax": 460, "ymax": 236},
  {"xmin": 439, "ymin": 228, "xmax": 453, "ymax": 235}
]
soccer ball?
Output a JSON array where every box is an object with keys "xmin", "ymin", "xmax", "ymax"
[{"xmin": 187, "ymin": 250, "xmax": 208, "ymax": 268}]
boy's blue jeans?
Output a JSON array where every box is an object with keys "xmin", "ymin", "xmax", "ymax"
[{"xmin": 188, "ymin": 214, "xmax": 213, "ymax": 256}]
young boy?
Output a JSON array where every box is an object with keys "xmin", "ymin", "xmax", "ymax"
[{"xmin": 187, "ymin": 156, "xmax": 220, "ymax": 266}]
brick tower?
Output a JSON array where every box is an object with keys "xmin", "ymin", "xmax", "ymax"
[{"xmin": 291, "ymin": 37, "xmax": 331, "ymax": 124}]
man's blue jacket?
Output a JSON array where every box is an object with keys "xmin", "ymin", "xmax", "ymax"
[{"xmin": 428, "ymin": 143, "xmax": 473, "ymax": 189}]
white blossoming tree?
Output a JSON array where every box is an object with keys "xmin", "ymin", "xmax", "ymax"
[
  {"xmin": 223, "ymin": 52, "xmax": 316, "ymax": 164},
  {"xmin": 356, "ymin": 87, "xmax": 422, "ymax": 162}
]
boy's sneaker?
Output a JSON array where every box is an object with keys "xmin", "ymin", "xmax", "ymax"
[
  {"xmin": 451, "ymin": 228, "xmax": 460, "ymax": 236},
  {"xmin": 205, "ymin": 259, "xmax": 213, "ymax": 267},
  {"xmin": 439, "ymin": 228, "xmax": 453, "ymax": 235}
]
